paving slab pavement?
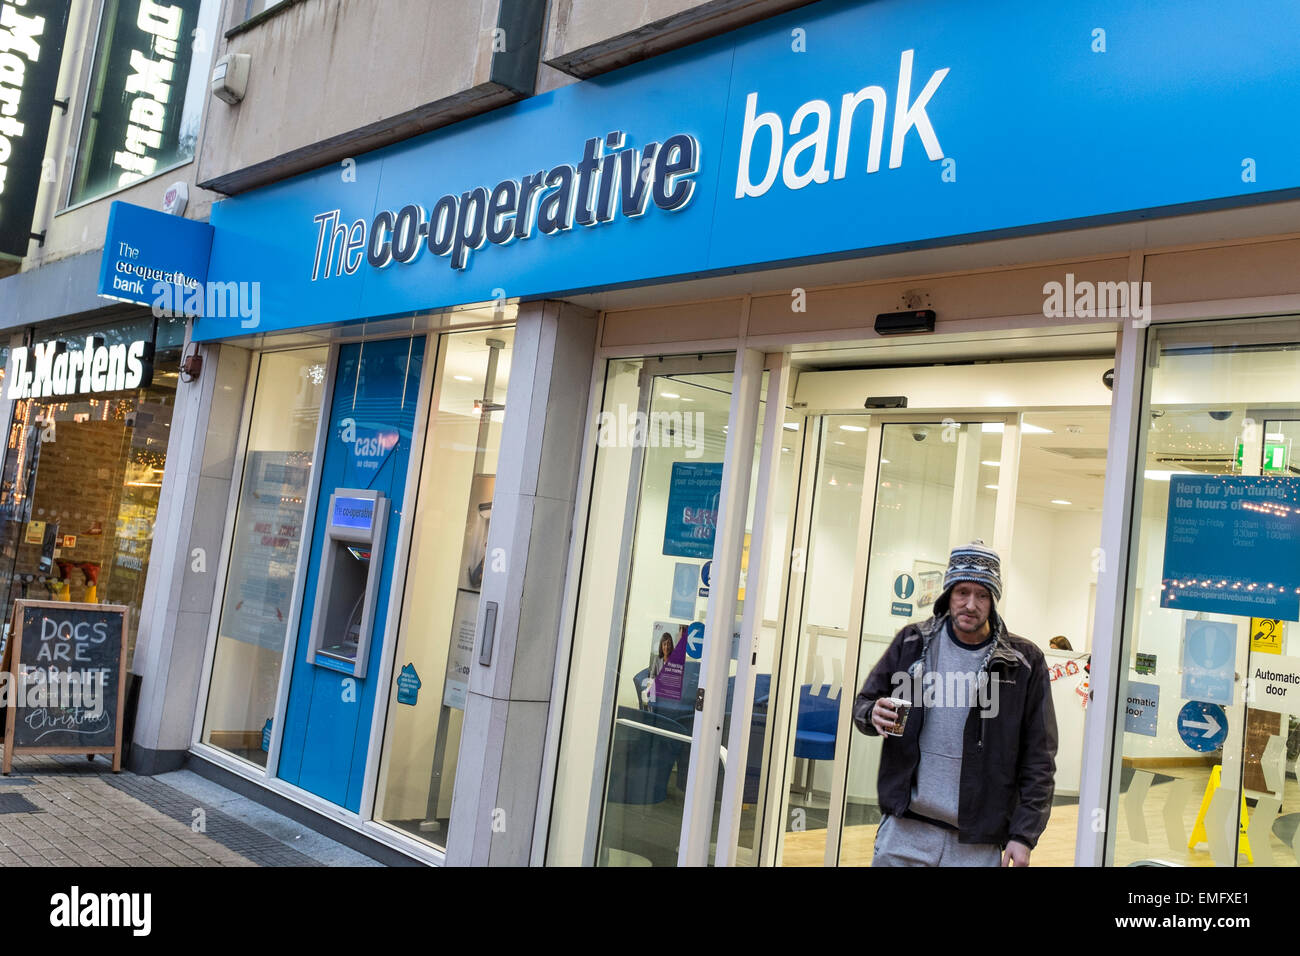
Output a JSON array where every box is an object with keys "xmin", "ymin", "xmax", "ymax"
[{"xmin": 0, "ymin": 754, "xmax": 383, "ymax": 867}]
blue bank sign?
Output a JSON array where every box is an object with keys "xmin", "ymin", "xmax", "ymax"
[
  {"xmin": 97, "ymin": 201, "xmax": 212, "ymax": 308},
  {"xmin": 194, "ymin": 0, "xmax": 1300, "ymax": 341}
]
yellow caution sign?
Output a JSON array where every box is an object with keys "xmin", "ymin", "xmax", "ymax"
[
  {"xmin": 1251, "ymin": 618, "xmax": 1283, "ymax": 656},
  {"xmin": 1188, "ymin": 765, "xmax": 1252, "ymax": 863}
]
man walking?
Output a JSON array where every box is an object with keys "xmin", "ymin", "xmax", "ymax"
[{"xmin": 853, "ymin": 541, "xmax": 1058, "ymax": 866}]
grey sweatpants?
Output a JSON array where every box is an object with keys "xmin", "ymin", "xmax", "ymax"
[{"xmin": 871, "ymin": 813, "xmax": 1002, "ymax": 867}]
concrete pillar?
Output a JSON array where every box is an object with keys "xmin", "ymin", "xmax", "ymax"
[
  {"xmin": 129, "ymin": 339, "xmax": 252, "ymax": 773},
  {"xmin": 445, "ymin": 300, "xmax": 597, "ymax": 866}
]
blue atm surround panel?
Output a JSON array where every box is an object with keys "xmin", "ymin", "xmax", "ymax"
[{"xmin": 277, "ymin": 337, "xmax": 425, "ymax": 811}]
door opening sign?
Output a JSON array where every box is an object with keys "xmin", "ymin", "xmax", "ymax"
[{"xmin": 1160, "ymin": 476, "xmax": 1300, "ymax": 621}]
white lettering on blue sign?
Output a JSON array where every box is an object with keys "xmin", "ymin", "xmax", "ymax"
[
  {"xmin": 735, "ymin": 49, "xmax": 948, "ymax": 199},
  {"xmin": 311, "ymin": 131, "xmax": 700, "ymax": 279}
]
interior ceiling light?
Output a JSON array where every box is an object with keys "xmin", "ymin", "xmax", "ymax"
[
  {"xmin": 982, "ymin": 422, "xmax": 1053, "ymax": 434},
  {"xmin": 1051, "ymin": 499, "xmax": 1072, "ymax": 505},
  {"xmin": 839, "ymin": 424, "xmax": 867, "ymax": 432},
  {"xmin": 660, "ymin": 392, "xmax": 680, "ymax": 399}
]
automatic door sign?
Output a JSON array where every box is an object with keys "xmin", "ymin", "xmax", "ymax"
[
  {"xmin": 1124, "ymin": 682, "xmax": 1160, "ymax": 737},
  {"xmin": 1177, "ymin": 700, "xmax": 1228, "ymax": 753},
  {"xmin": 1247, "ymin": 654, "xmax": 1300, "ymax": 716},
  {"xmin": 1180, "ymin": 619, "xmax": 1236, "ymax": 706},
  {"xmin": 699, "ymin": 560, "xmax": 712, "ymax": 597},
  {"xmin": 891, "ymin": 572, "xmax": 915, "ymax": 617}
]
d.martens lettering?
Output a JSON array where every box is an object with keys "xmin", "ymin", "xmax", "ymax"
[{"xmin": 7, "ymin": 336, "xmax": 154, "ymax": 399}]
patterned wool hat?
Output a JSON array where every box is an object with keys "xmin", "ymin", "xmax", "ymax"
[{"xmin": 942, "ymin": 540, "xmax": 1003, "ymax": 603}]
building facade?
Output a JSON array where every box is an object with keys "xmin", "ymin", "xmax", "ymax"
[
  {"xmin": 0, "ymin": 0, "xmax": 225, "ymax": 753},
  {"xmin": 5, "ymin": 0, "xmax": 1299, "ymax": 869}
]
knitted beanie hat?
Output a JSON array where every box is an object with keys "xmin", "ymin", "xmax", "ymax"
[{"xmin": 942, "ymin": 539, "xmax": 1003, "ymax": 603}]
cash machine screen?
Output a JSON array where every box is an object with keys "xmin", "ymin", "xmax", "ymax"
[{"xmin": 332, "ymin": 496, "xmax": 375, "ymax": 531}]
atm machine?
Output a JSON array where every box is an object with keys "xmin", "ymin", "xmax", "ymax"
[{"xmin": 306, "ymin": 489, "xmax": 387, "ymax": 679}]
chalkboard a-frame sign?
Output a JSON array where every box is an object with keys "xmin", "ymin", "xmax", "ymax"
[{"xmin": 2, "ymin": 600, "xmax": 130, "ymax": 773}]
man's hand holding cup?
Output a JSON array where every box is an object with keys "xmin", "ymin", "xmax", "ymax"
[{"xmin": 871, "ymin": 697, "xmax": 911, "ymax": 736}]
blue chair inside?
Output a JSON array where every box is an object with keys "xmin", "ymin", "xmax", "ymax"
[
  {"xmin": 605, "ymin": 706, "xmax": 692, "ymax": 806},
  {"xmin": 793, "ymin": 683, "xmax": 840, "ymax": 761}
]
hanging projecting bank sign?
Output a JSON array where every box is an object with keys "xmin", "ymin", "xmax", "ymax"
[
  {"xmin": 195, "ymin": 0, "xmax": 1300, "ymax": 342},
  {"xmin": 0, "ymin": 0, "xmax": 70, "ymax": 258}
]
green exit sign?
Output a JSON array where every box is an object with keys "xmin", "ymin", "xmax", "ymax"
[
  {"xmin": 1235, "ymin": 436, "xmax": 1291, "ymax": 473},
  {"xmin": 1263, "ymin": 438, "xmax": 1289, "ymax": 473}
]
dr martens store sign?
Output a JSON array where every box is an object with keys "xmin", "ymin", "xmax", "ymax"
[
  {"xmin": 7, "ymin": 336, "xmax": 154, "ymax": 399},
  {"xmin": 0, "ymin": 0, "xmax": 70, "ymax": 258},
  {"xmin": 194, "ymin": 0, "xmax": 1300, "ymax": 342}
]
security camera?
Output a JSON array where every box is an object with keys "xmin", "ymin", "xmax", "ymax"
[
  {"xmin": 1207, "ymin": 410, "xmax": 1233, "ymax": 421},
  {"xmin": 911, "ymin": 427, "xmax": 927, "ymax": 442}
]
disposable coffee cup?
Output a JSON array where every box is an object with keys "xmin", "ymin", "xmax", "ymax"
[{"xmin": 882, "ymin": 697, "xmax": 912, "ymax": 736}]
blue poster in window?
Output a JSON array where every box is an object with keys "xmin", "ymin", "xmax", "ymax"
[
  {"xmin": 1180, "ymin": 619, "xmax": 1237, "ymax": 706},
  {"xmin": 1124, "ymin": 682, "xmax": 1159, "ymax": 737},
  {"xmin": 663, "ymin": 462, "xmax": 723, "ymax": 559},
  {"xmin": 671, "ymin": 563, "xmax": 699, "ymax": 620},
  {"xmin": 1160, "ymin": 476, "xmax": 1300, "ymax": 622}
]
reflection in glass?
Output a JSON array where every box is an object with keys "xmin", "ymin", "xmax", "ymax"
[
  {"xmin": 201, "ymin": 348, "xmax": 328, "ymax": 767},
  {"xmin": 547, "ymin": 355, "xmax": 739, "ymax": 866},
  {"xmin": 0, "ymin": 320, "xmax": 185, "ymax": 659},
  {"xmin": 374, "ymin": 330, "xmax": 512, "ymax": 849},
  {"xmin": 1114, "ymin": 327, "xmax": 1300, "ymax": 867}
]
